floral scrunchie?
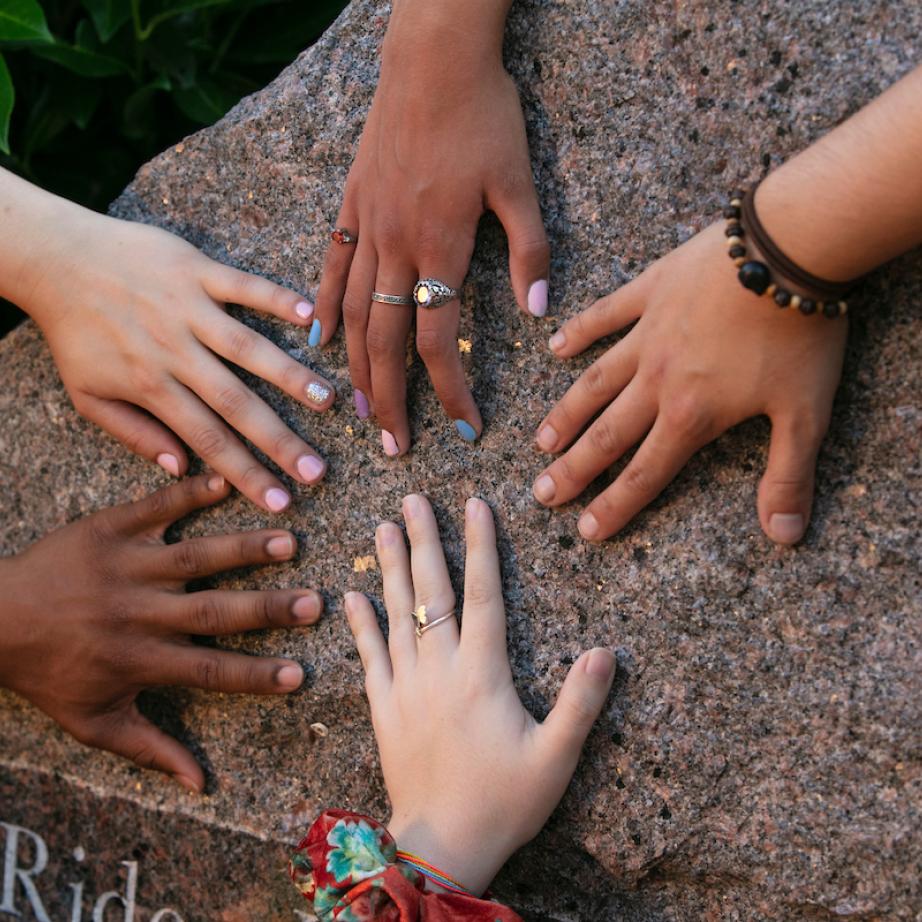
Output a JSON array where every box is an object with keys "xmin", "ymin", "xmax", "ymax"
[{"xmin": 289, "ymin": 809, "xmax": 522, "ymax": 921}]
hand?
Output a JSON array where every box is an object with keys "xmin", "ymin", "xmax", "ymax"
[
  {"xmin": 21, "ymin": 187, "xmax": 334, "ymax": 513},
  {"xmin": 312, "ymin": 2, "xmax": 550, "ymax": 455},
  {"xmin": 344, "ymin": 494, "xmax": 615, "ymax": 894},
  {"xmin": 533, "ymin": 222, "xmax": 847, "ymax": 545},
  {"xmin": 0, "ymin": 475, "xmax": 322, "ymax": 792}
]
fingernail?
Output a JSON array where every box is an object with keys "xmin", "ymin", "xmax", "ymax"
[
  {"xmin": 295, "ymin": 300, "xmax": 314, "ymax": 321},
  {"xmin": 306, "ymin": 381, "xmax": 332, "ymax": 405},
  {"xmin": 465, "ymin": 496, "xmax": 481, "ymax": 520},
  {"xmin": 173, "ymin": 774, "xmax": 202, "ymax": 794},
  {"xmin": 578, "ymin": 511, "xmax": 600, "ymax": 540},
  {"xmin": 354, "ymin": 389, "xmax": 370, "ymax": 420},
  {"xmin": 533, "ymin": 474, "xmax": 556, "ymax": 503},
  {"xmin": 586, "ymin": 648, "xmax": 616, "ymax": 681},
  {"xmin": 528, "ymin": 279, "xmax": 548, "ymax": 318},
  {"xmin": 276, "ymin": 664, "xmax": 304, "ymax": 690},
  {"xmin": 455, "ymin": 419, "xmax": 478, "ymax": 442},
  {"xmin": 308, "ymin": 318, "xmax": 322, "ymax": 348},
  {"xmin": 549, "ymin": 330, "xmax": 566, "ymax": 352},
  {"xmin": 156, "ymin": 453, "xmax": 180, "ymax": 477},
  {"xmin": 292, "ymin": 594, "xmax": 319, "ymax": 622},
  {"xmin": 344, "ymin": 591, "xmax": 361, "ymax": 618},
  {"xmin": 536, "ymin": 424, "xmax": 558, "ymax": 451},
  {"xmin": 266, "ymin": 534, "xmax": 295, "ymax": 558},
  {"xmin": 297, "ymin": 454, "xmax": 326, "ymax": 483},
  {"xmin": 381, "ymin": 430, "xmax": 399, "ymax": 457},
  {"xmin": 769, "ymin": 513, "xmax": 804, "ymax": 545},
  {"xmin": 403, "ymin": 494, "xmax": 423, "ymax": 519},
  {"xmin": 207, "ymin": 475, "xmax": 225, "ymax": 491},
  {"xmin": 265, "ymin": 487, "xmax": 291, "ymax": 512}
]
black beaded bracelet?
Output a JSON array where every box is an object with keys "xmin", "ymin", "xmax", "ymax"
[{"xmin": 724, "ymin": 189, "xmax": 849, "ymax": 319}]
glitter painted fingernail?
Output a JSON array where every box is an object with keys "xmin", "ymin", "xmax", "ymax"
[{"xmin": 306, "ymin": 381, "xmax": 332, "ymax": 405}]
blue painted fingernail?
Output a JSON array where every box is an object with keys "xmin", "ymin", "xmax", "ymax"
[
  {"xmin": 455, "ymin": 420, "xmax": 478, "ymax": 442},
  {"xmin": 308, "ymin": 319, "xmax": 322, "ymax": 348}
]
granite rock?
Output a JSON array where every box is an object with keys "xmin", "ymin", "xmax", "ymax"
[{"xmin": 2, "ymin": 1, "xmax": 921, "ymax": 920}]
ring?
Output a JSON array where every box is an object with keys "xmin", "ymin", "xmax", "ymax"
[
  {"xmin": 331, "ymin": 228, "xmax": 357, "ymax": 245},
  {"xmin": 372, "ymin": 292, "xmax": 414, "ymax": 305},
  {"xmin": 411, "ymin": 604, "xmax": 455, "ymax": 638},
  {"xmin": 414, "ymin": 278, "xmax": 459, "ymax": 309}
]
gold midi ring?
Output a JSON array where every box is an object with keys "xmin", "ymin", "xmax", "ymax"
[
  {"xmin": 411, "ymin": 605, "xmax": 455, "ymax": 638},
  {"xmin": 372, "ymin": 292, "xmax": 414, "ymax": 306}
]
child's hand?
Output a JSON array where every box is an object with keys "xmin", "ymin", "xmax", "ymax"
[
  {"xmin": 533, "ymin": 223, "xmax": 848, "ymax": 545},
  {"xmin": 0, "ymin": 475, "xmax": 321, "ymax": 792},
  {"xmin": 16, "ymin": 184, "xmax": 334, "ymax": 513},
  {"xmin": 345, "ymin": 494, "xmax": 615, "ymax": 894}
]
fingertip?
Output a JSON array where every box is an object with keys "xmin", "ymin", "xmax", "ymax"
[
  {"xmin": 275, "ymin": 662, "xmax": 304, "ymax": 691},
  {"xmin": 207, "ymin": 474, "xmax": 228, "ymax": 493},
  {"xmin": 527, "ymin": 279, "xmax": 549, "ymax": 318},
  {"xmin": 549, "ymin": 330, "xmax": 567, "ymax": 354},
  {"xmin": 402, "ymin": 493, "xmax": 429, "ymax": 520},
  {"xmin": 173, "ymin": 771, "xmax": 204, "ymax": 794},
  {"xmin": 766, "ymin": 512, "xmax": 806, "ymax": 546},
  {"xmin": 578, "ymin": 510, "xmax": 603, "ymax": 542},
  {"xmin": 344, "ymin": 591, "xmax": 367, "ymax": 619},
  {"xmin": 584, "ymin": 647, "xmax": 616, "ymax": 683},
  {"xmin": 294, "ymin": 300, "xmax": 315, "ymax": 324},
  {"xmin": 465, "ymin": 496, "xmax": 489, "ymax": 521},
  {"xmin": 292, "ymin": 592, "xmax": 323, "ymax": 623},
  {"xmin": 536, "ymin": 423, "xmax": 559, "ymax": 453},
  {"xmin": 375, "ymin": 521, "xmax": 403, "ymax": 549},
  {"xmin": 156, "ymin": 453, "xmax": 181, "ymax": 477}
]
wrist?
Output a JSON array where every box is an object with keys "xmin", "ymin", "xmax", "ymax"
[{"xmin": 387, "ymin": 815, "xmax": 511, "ymax": 897}]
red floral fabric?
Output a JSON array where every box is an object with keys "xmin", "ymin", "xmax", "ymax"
[{"xmin": 289, "ymin": 809, "xmax": 522, "ymax": 921}]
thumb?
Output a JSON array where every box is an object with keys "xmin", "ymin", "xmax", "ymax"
[
  {"xmin": 88, "ymin": 706, "xmax": 205, "ymax": 793},
  {"xmin": 491, "ymin": 181, "xmax": 551, "ymax": 318},
  {"xmin": 541, "ymin": 648, "xmax": 615, "ymax": 760},
  {"xmin": 758, "ymin": 413, "xmax": 826, "ymax": 546}
]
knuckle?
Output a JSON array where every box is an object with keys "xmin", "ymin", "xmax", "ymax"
[
  {"xmin": 271, "ymin": 428, "xmax": 303, "ymax": 462},
  {"xmin": 374, "ymin": 214, "xmax": 405, "ymax": 256},
  {"xmin": 582, "ymin": 363, "xmax": 610, "ymax": 400},
  {"xmin": 463, "ymin": 581, "xmax": 494, "ymax": 610},
  {"xmin": 621, "ymin": 462, "xmax": 655, "ymax": 499},
  {"xmin": 71, "ymin": 720, "xmax": 108, "ymax": 750},
  {"xmin": 342, "ymin": 293, "xmax": 369, "ymax": 326},
  {"xmin": 190, "ymin": 424, "xmax": 228, "ymax": 459},
  {"xmin": 190, "ymin": 595, "xmax": 225, "ymax": 635},
  {"xmin": 126, "ymin": 737, "xmax": 159, "ymax": 770},
  {"xmin": 239, "ymin": 464, "xmax": 266, "ymax": 493},
  {"xmin": 366, "ymin": 325, "xmax": 403, "ymax": 362},
  {"xmin": 415, "ymin": 327, "xmax": 453, "ymax": 364},
  {"xmin": 588, "ymin": 417, "xmax": 622, "ymax": 456},
  {"xmin": 280, "ymin": 361, "xmax": 310, "ymax": 395},
  {"xmin": 663, "ymin": 394, "xmax": 711, "ymax": 441},
  {"xmin": 172, "ymin": 540, "xmax": 208, "ymax": 577},
  {"xmin": 414, "ymin": 220, "xmax": 452, "ymax": 262},
  {"xmin": 194, "ymin": 653, "xmax": 223, "ymax": 690},
  {"xmin": 258, "ymin": 592, "xmax": 282, "ymax": 628},
  {"xmin": 224, "ymin": 325, "xmax": 258, "ymax": 362},
  {"xmin": 512, "ymin": 233, "xmax": 550, "ymax": 267},
  {"xmin": 214, "ymin": 383, "xmax": 251, "ymax": 419}
]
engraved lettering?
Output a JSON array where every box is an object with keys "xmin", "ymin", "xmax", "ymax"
[
  {"xmin": 0, "ymin": 823, "xmax": 52, "ymax": 922},
  {"xmin": 91, "ymin": 861, "xmax": 137, "ymax": 922}
]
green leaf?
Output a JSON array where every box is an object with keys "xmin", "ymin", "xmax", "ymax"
[
  {"xmin": 171, "ymin": 76, "xmax": 238, "ymax": 124},
  {"xmin": 82, "ymin": 0, "xmax": 131, "ymax": 42},
  {"xmin": 0, "ymin": 53, "xmax": 12, "ymax": 154},
  {"xmin": 32, "ymin": 39, "xmax": 128, "ymax": 76},
  {"xmin": 122, "ymin": 73, "xmax": 169, "ymax": 139},
  {"xmin": 137, "ymin": 0, "xmax": 231, "ymax": 40},
  {"xmin": 0, "ymin": 0, "xmax": 53, "ymax": 44}
]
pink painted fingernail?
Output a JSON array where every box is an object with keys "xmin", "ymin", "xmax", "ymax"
[
  {"xmin": 528, "ymin": 280, "xmax": 548, "ymax": 317},
  {"xmin": 536, "ymin": 424, "xmax": 558, "ymax": 451},
  {"xmin": 578, "ymin": 512, "xmax": 600, "ymax": 540},
  {"xmin": 297, "ymin": 454, "xmax": 326, "ymax": 483},
  {"xmin": 295, "ymin": 300, "xmax": 314, "ymax": 321},
  {"xmin": 381, "ymin": 430, "xmax": 399, "ymax": 457},
  {"xmin": 549, "ymin": 330, "xmax": 566, "ymax": 352},
  {"xmin": 265, "ymin": 488, "xmax": 291, "ymax": 512},
  {"xmin": 266, "ymin": 535, "xmax": 295, "ymax": 558},
  {"xmin": 533, "ymin": 474, "xmax": 556, "ymax": 503},
  {"xmin": 354, "ymin": 389, "xmax": 370, "ymax": 420},
  {"xmin": 156, "ymin": 453, "xmax": 180, "ymax": 477}
]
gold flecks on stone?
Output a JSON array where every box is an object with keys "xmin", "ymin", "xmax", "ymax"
[
  {"xmin": 310, "ymin": 722, "xmax": 328, "ymax": 738},
  {"xmin": 174, "ymin": 143, "xmax": 185, "ymax": 153},
  {"xmin": 514, "ymin": 341, "xmax": 523, "ymax": 349},
  {"xmin": 458, "ymin": 338, "xmax": 472, "ymax": 353},
  {"xmin": 353, "ymin": 555, "xmax": 377, "ymax": 573},
  {"xmin": 162, "ymin": 198, "xmax": 169, "ymax": 205},
  {"xmin": 345, "ymin": 424, "xmax": 354, "ymax": 437}
]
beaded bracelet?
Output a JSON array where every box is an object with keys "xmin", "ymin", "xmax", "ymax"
[
  {"xmin": 395, "ymin": 849, "xmax": 474, "ymax": 896},
  {"xmin": 724, "ymin": 187, "xmax": 850, "ymax": 318}
]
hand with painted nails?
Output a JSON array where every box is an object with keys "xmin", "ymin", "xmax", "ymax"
[
  {"xmin": 0, "ymin": 475, "xmax": 321, "ymax": 792},
  {"xmin": 312, "ymin": 0, "xmax": 550, "ymax": 456},
  {"xmin": 0, "ymin": 167, "xmax": 334, "ymax": 513},
  {"xmin": 534, "ymin": 222, "xmax": 847, "ymax": 545},
  {"xmin": 344, "ymin": 494, "xmax": 615, "ymax": 894}
]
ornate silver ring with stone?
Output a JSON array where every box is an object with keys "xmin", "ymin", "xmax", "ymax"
[{"xmin": 413, "ymin": 278, "xmax": 459, "ymax": 309}]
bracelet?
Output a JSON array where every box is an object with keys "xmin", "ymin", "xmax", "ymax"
[
  {"xmin": 724, "ymin": 184, "xmax": 853, "ymax": 318},
  {"xmin": 395, "ymin": 849, "xmax": 473, "ymax": 896}
]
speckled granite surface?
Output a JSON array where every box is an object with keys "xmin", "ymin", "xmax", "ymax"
[{"xmin": 2, "ymin": 1, "xmax": 921, "ymax": 919}]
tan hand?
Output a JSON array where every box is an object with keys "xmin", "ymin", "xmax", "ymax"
[{"xmin": 534, "ymin": 223, "xmax": 847, "ymax": 545}]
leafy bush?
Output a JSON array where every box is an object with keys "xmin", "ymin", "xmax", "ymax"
[
  {"xmin": 0, "ymin": 0, "xmax": 348, "ymax": 210},
  {"xmin": 0, "ymin": 0, "xmax": 348, "ymax": 334}
]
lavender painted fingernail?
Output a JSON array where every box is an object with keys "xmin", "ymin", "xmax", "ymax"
[
  {"xmin": 295, "ymin": 301, "xmax": 314, "ymax": 321},
  {"xmin": 381, "ymin": 430, "xmax": 399, "ymax": 457},
  {"xmin": 354, "ymin": 389, "xmax": 371, "ymax": 420},
  {"xmin": 308, "ymin": 319, "xmax": 322, "ymax": 347},
  {"xmin": 265, "ymin": 488, "xmax": 291, "ymax": 512},
  {"xmin": 528, "ymin": 279, "xmax": 548, "ymax": 317}
]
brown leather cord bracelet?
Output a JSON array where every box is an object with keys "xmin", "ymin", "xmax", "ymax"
[{"xmin": 723, "ymin": 184, "xmax": 860, "ymax": 318}]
